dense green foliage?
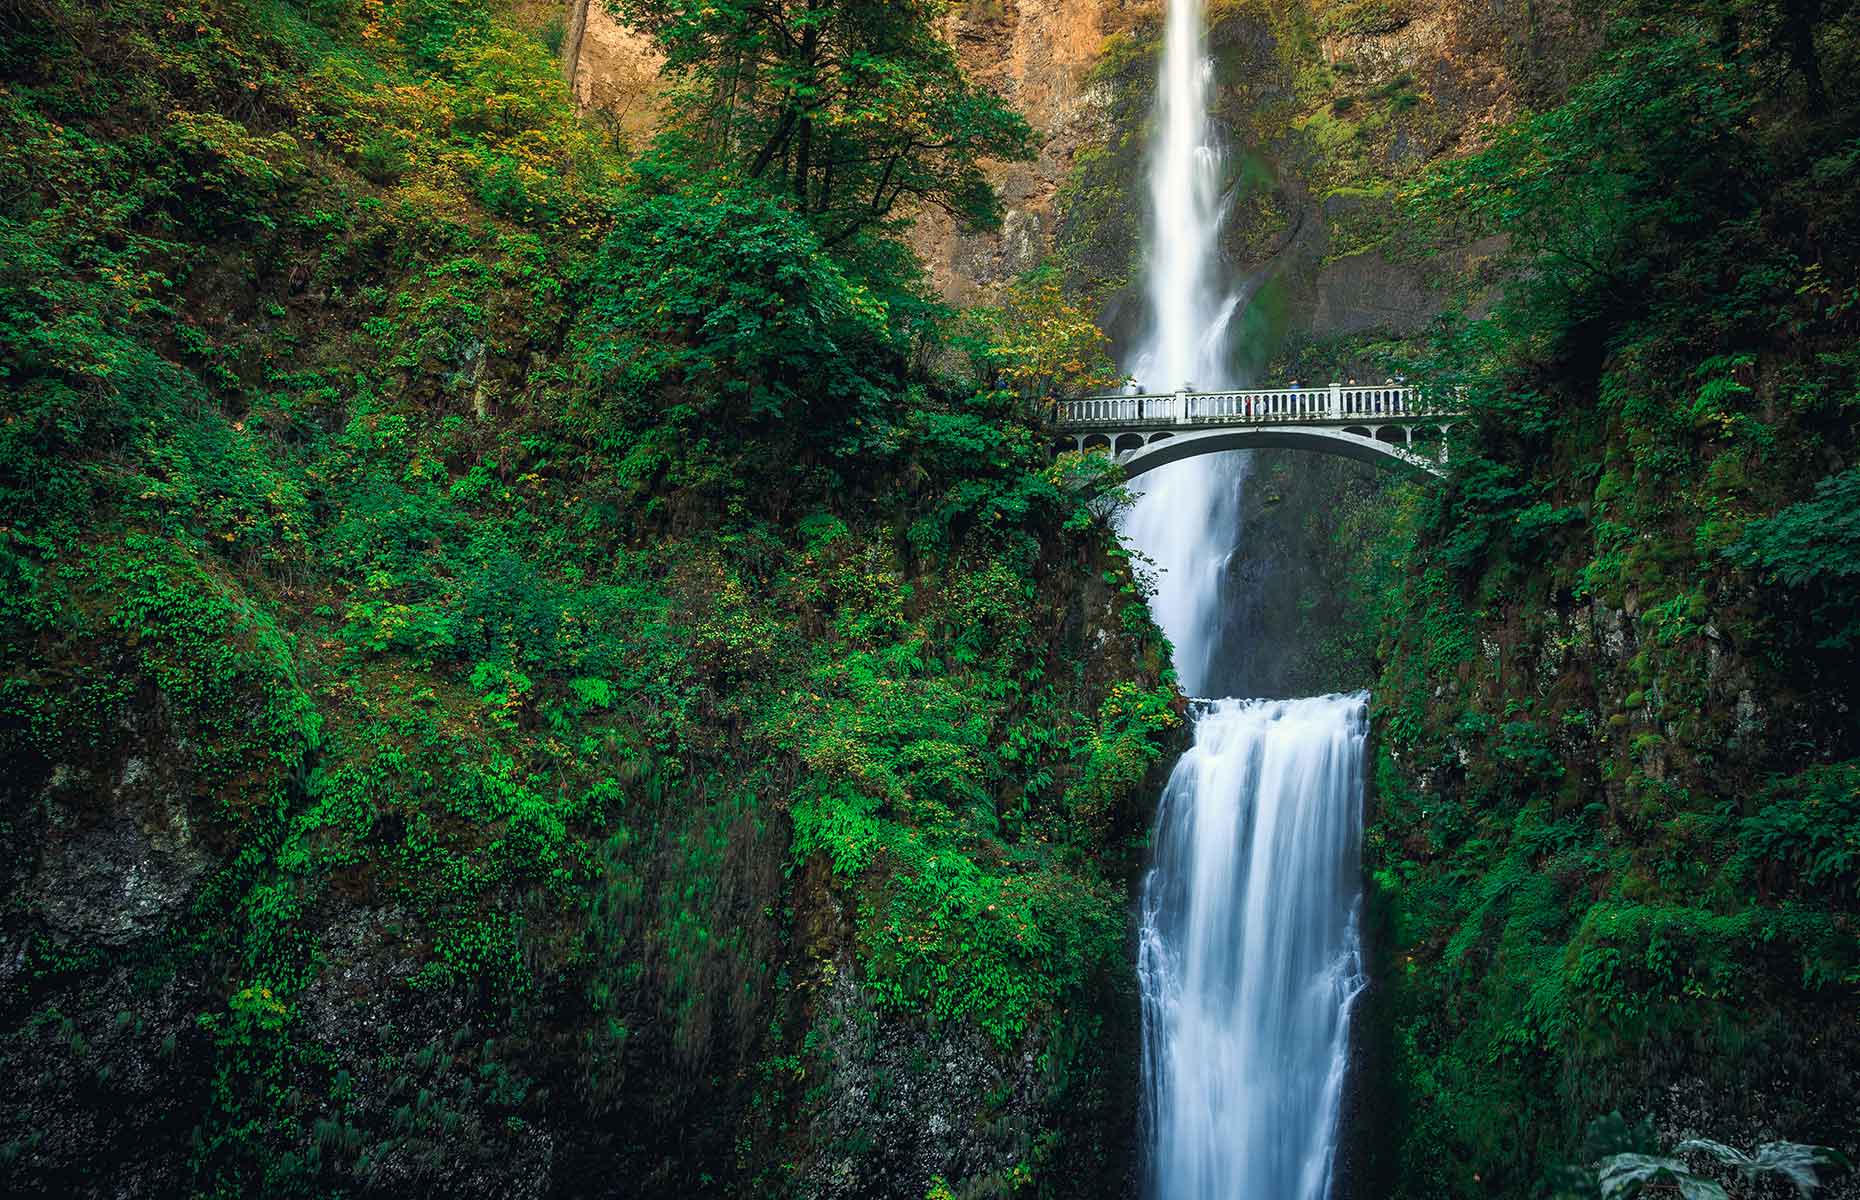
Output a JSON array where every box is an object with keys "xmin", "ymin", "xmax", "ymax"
[
  {"xmin": 1339, "ymin": 1, "xmax": 1860, "ymax": 1193},
  {"xmin": 607, "ymin": 0, "xmax": 1036, "ymax": 246},
  {"xmin": 0, "ymin": 1, "xmax": 1177, "ymax": 1195},
  {"xmin": 1728, "ymin": 464, "xmax": 1860, "ymax": 649},
  {"xmin": 7, "ymin": 0, "xmax": 1857, "ymax": 1194}
]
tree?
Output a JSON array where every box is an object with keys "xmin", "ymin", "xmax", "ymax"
[
  {"xmin": 1405, "ymin": 27, "xmax": 1761, "ymax": 320},
  {"xmin": 576, "ymin": 178, "xmax": 903, "ymax": 451},
  {"xmin": 1686, "ymin": 0, "xmax": 1858, "ymax": 113},
  {"xmin": 607, "ymin": 0, "xmax": 1035, "ymax": 246},
  {"xmin": 958, "ymin": 267, "xmax": 1123, "ymax": 408}
]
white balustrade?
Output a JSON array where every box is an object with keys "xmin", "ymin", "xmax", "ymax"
[
  {"xmin": 1056, "ymin": 383, "xmax": 1459, "ymax": 432},
  {"xmin": 1058, "ymin": 395, "xmax": 1146, "ymax": 425}
]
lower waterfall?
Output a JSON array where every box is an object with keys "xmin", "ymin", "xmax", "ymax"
[{"xmin": 1136, "ymin": 695, "xmax": 1368, "ymax": 1200}]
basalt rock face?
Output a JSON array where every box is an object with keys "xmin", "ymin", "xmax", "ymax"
[
  {"xmin": 563, "ymin": 0, "xmax": 664, "ymax": 141},
  {"xmin": 904, "ymin": 0, "xmax": 1152, "ymax": 306},
  {"xmin": 1058, "ymin": 0, "xmax": 1597, "ymax": 377},
  {"xmin": 1203, "ymin": 452, "xmax": 1388, "ymax": 699},
  {"xmin": 790, "ymin": 864, "xmax": 1145, "ymax": 1200},
  {"xmin": 568, "ymin": 0, "xmax": 1589, "ymax": 349},
  {"xmin": 569, "ymin": 0, "xmax": 1150, "ymax": 305},
  {"xmin": 0, "ymin": 536, "xmax": 1175, "ymax": 1200}
]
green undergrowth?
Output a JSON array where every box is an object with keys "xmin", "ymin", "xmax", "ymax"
[
  {"xmin": 1337, "ymin": 6, "xmax": 1860, "ymax": 1196},
  {"xmin": 0, "ymin": 1, "xmax": 1178, "ymax": 1195}
]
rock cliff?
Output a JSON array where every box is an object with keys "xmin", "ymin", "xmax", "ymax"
[
  {"xmin": 563, "ymin": 0, "xmax": 664, "ymax": 142},
  {"xmin": 569, "ymin": 0, "xmax": 1595, "ymax": 361}
]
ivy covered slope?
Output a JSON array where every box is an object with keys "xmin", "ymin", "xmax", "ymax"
[
  {"xmin": 0, "ymin": 2, "xmax": 1182, "ymax": 1197},
  {"xmin": 1353, "ymin": 2, "xmax": 1860, "ymax": 1194}
]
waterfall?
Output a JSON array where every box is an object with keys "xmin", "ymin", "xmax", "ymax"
[
  {"xmin": 1122, "ymin": 2, "xmax": 1369, "ymax": 1198},
  {"xmin": 1127, "ymin": 0, "xmax": 1228, "ymax": 398},
  {"xmin": 1137, "ymin": 698, "xmax": 1367, "ymax": 1199},
  {"xmin": 1120, "ymin": 0, "xmax": 1242, "ymax": 701}
]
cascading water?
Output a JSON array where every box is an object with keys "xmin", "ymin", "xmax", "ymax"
[
  {"xmin": 1119, "ymin": 0, "xmax": 1245, "ymax": 701},
  {"xmin": 1137, "ymin": 698, "xmax": 1367, "ymax": 1199},
  {"xmin": 1123, "ymin": 1, "xmax": 1369, "ymax": 1197},
  {"xmin": 1126, "ymin": 0, "xmax": 1233, "ymax": 400}
]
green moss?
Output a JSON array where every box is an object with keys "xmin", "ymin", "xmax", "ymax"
[
  {"xmin": 1352, "ymin": 11, "xmax": 1860, "ymax": 1191},
  {"xmin": 1296, "ymin": 108, "xmax": 1362, "ymax": 151},
  {"xmin": 1317, "ymin": 0, "xmax": 1416, "ymax": 37},
  {"xmin": 0, "ymin": 0, "xmax": 1176, "ymax": 1193},
  {"xmin": 1228, "ymin": 272, "xmax": 1294, "ymax": 377}
]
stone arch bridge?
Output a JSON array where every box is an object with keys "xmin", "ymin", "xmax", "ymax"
[{"xmin": 1053, "ymin": 383, "xmax": 1464, "ymax": 479}]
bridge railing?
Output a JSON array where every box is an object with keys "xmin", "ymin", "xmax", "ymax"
[
  {"xmin": 1054, "ymin": 384, "xmax": 1460, "ymax": 428},
  {"xmin": 1058, "ymin": 394, "xmax": 1149, "ymax": 425}
]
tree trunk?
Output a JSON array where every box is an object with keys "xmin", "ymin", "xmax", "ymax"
[
  {"xmin": 794, "ymin": 116, "xmax": 813, "ymax": 204},
  {"xmin": 749, "ymin": 105, "xmax": 800, "ymax": 179},
  {"xmin": 1784, "ymin": 0, "xmax": 1828, "ymax": 113},
  {"xmin": 560, "ymin": 0, "xmax": 590, "ymax": 93}
]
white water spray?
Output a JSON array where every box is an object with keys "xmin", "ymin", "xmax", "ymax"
[
  {"xmin": 1120, "ymin": 0, "xmax": 1245, "ymax": 699},
  {"xmin": 1137, "ymin": 697, "xmax": 1367, "ymax": 1200},
  {"xmin": 1122, "ymin": 2, "xmax": 1369, "ymax": 1197}
]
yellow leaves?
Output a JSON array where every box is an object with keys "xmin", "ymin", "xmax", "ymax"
[
  {"xmin": 965, "ymin": 270, "xmax": 1119, "ymax": 395},
  {"xmin": 359, "ymin": 0, "xmax": 387, "ymax": 42}
]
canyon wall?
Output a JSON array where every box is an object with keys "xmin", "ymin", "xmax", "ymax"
[
  {"xmin": 563, "ymin": 0, "xmax": 664, "ymax": 142},
  {"xmin": 565, "ymin": 0, "xmax": 1150, "ymax": 305},
  {"xmin": 569, "ymin": 0, "xmax": 1595, "ymax": 364}
]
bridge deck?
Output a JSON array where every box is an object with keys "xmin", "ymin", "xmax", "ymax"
[{"xmin": 1054, "ymin": 384, "xmax": 1461, "ymax": 431}]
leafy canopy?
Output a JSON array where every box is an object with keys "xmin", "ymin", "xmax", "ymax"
[
  {"xmin": 575, "ymin": 168, "xmax": 906, "ymax": 468},
  {"xmin": 1405, "ymin": 26, "xmax": 1761, "ymax": 324},
  {"xmin": 958, "ymin": 266, "xmax": 1124, "ymax": 405},
  {"xmin": 608, "ymin": 0, "xmax": 1036, "ymax": 245}
]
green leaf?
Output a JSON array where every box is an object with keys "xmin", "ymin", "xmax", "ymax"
[
  {"xmin": 1676, "ymin": 1139, "xmax": 1851, "ymax": 1196},
  {"xmin": 1597, "ymin": 1154, "xmax": 1728, "ymax": 1200}
]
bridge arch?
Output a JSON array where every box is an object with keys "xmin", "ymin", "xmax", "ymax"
[
  {"xmin": 1052, "ymin": 383, "xmax": 1463, "ymax": 479},
  {"xmin": 1069, "ymin": 425, "xmax": 1447, "ymax": 479}
]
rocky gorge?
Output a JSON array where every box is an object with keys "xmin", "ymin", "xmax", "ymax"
[{"xmin": 2, "ymin": 0, "xmax": 1856, "ymax": 1197}]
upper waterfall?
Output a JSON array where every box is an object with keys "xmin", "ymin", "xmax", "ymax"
[
  {"xmin": 1128, "ymin": 0, "xmax": 1232, "ymax": 396},
  {"xmin": 1120, "ymin": 0, "xmax": 1245, "ymax": 699}
]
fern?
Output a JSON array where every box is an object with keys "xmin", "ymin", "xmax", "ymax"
[{"xmin": 1593, "ymin": 1136, "xmax": 1848, "ymax": 1199}]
